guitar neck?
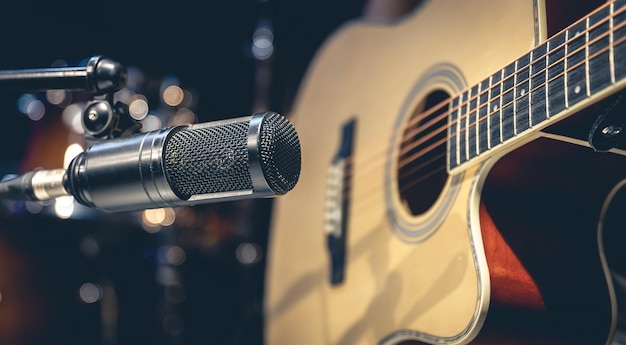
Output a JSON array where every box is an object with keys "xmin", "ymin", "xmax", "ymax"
[{"xmin": 448, "ymin": 0, "xmax": 626, "ymax": 172}]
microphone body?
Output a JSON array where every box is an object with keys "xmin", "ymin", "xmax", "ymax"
[{"xmin": 3, "ymin": 112, "xmax": 301, "ymax": 213}]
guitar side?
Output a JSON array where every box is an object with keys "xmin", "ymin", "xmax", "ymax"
[{"xmin": 264, "ymin": 0, "xmax": 626, "ymax": 344}]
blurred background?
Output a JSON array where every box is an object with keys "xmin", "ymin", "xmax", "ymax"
[{"xmin": 0, "ymin": 0, "xmax": 367, "ymax": 344}]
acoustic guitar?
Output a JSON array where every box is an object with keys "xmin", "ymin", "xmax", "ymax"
[{"xmin": 265, "ymin": 0, "xmax": 626, "ymax": 344}]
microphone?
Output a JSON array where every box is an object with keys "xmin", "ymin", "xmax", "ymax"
[{"xmin": 0, "ymin": 111, "xmax": 301, "ymax": 213}]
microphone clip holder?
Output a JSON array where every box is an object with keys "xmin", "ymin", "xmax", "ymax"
[{"xmin": 81, "ymin": 94, "xmax": 142, "ymax": 147}]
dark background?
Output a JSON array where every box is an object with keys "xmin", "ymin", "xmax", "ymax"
[
  {"xmin": 0, "ymin": 1, "xmax": 366, "ymax": 344},
  {"xmin": 0, "ymin": 0, "xmax": 365, "ymax": 162}
]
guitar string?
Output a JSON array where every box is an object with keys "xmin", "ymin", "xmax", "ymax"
[
  {"xmin": 407, "ymin": 4, "xmax": 617, "ymax": 151},
  {"xmin": 391, "ymin": 0, "xmax": 616, "ymax": 162},
  {"xmin": 442, "ymin": 1, "xmax": 618, "ymax": 136},
  {"xmin": 342, "ymin": 0, "xmax": 616, "ymax": 185},
  {"xmin": 333, "ymin": 2, "xmax": 622, "ymax": 199},
  {"xmin": 443, "ymin": 4, "xmax": 624, "ymax": 144},
  {"xmin": 395, "ymin": 2, "xmax": 624, "ymax": 174},
  {"xmin": 338, "ymin": 150, "xmax": 446, "ymax": 204},
  {"xmin": 344, "ymin": 22, "xmax": 617, "ymax": 197}
]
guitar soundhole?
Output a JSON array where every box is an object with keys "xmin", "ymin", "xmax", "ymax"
[{"xmin": 397, "ymin": 90, "xmax": 449, "ymax": 215}]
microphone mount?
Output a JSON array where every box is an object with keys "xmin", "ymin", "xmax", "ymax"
[{"xmin": 0, "ymin": 55, "xmax": 142, "ymax": 144}]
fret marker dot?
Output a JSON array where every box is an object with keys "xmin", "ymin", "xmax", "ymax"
[
  {"xmin": 520, "ymin": 89, "xmax": 526, "ymax": 96},
  {"xmin": 574, "ymin": 85, "xmax": 581, "ymax": 94},
  {"xmin": 493, "ymin": 105, "xmax": 499, "ymax": 111}
]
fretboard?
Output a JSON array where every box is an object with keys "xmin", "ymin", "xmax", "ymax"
[{"xmin": 447, "ymin": 0, "xmax": 626, "ymax": 171}]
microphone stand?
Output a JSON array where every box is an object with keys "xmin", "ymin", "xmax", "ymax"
[
  {"xmin": 0, "ymin": 55, "xmax": 142, "ymax": 145},
  {"xmin": 0, "ymin": 55, "xmax": 160, "ymax": 344}
]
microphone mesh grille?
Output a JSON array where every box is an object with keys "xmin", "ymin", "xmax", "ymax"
[
  {"xmin": 164, "ymin": 121, "xmax": 252, "ymax": 199},
  {"xmin": 163, "ymin": 112, "xmax": 301, "ymax": 199},
  {"xmin": 258, "ymin": 112, "xmax": 301, "ymax": 194}
]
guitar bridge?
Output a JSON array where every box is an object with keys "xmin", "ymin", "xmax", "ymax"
[{"xmin": 324, "ymin": 118, "xmax": 356, "ymax": 286}]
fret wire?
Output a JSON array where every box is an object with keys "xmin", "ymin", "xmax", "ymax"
[
  {"xmin": 543, "ymin": 41, "xmax": 550, "ymax": 118},
  {"xmin": 465, "ymin": 89, "xmax": 470, "ymax": 161},
  {"xmin": 611, "ymin": 1, "xmax": 616, "ymax": 84},
  {"xmin": 459, "ymin": 90, "xmax": 466, "ymax": 162},
  {"xmin": 487, "ymin": 75, "xmax": 492, "ymax": 149},
  {"xmin": 475, "ymin": 81, "xmax": 480, "ymax": 155},
  {"xmin": 565, "ymin": 28, "xmax": 570, "ymax": 108},
  {"xmin": 586, "ymin": 17, "xmax": 592, "ymax": 97},
  {"xmin": 499, "ymin": 68, "xmax": 504, "ymax": 141},
  {"xmin": 528, "ymin": 50, "xmax": 533, "ymax": 127},
  {"xmin": 478, "ymin": 78, "xmax": 490, "ymax": 154},
  {"xmin": 514, "ymin": 59, "xmax": 519, "ymax": 134},
  {"xmin": 466, "ymin": 87, "xmax": 472, "ymax": 159},
  {"xmin": 475, "ymin": 83, "xmax": 481, "ymax": 155},
  {"xmin": 472, "ymin": 84, "xmax": 479, "ymax": 157},
  {"xmin": 456, "ymin": 94, "xmax": 462, "ymax": 166},
  {"xmin": 448, "ymin": 96, "xmax": 458, "ymax": 169}
]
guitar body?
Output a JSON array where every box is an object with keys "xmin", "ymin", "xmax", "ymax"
[{"xmin": 265, "ymin": 0, "xmax": 626, "ymax": 344}]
